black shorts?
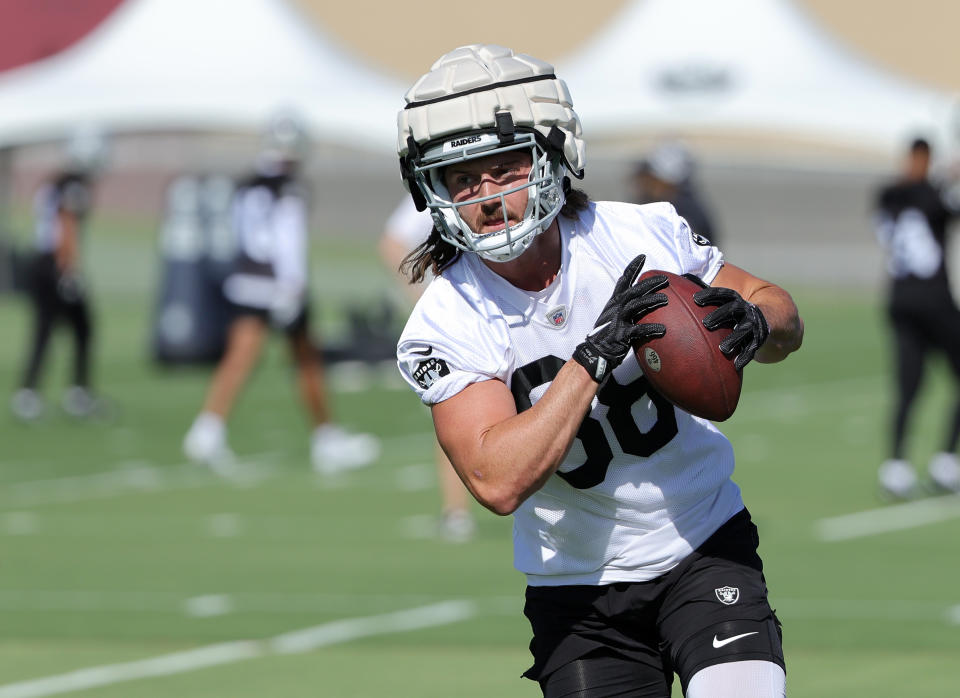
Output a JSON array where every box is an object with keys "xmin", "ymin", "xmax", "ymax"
[
  {"xmin": 228, "ymin": 300, "xmax": 309, "ymax": 337},
  {"xmin": 523, "ymin": 508, "xmax": 784, "ymax": 697}
]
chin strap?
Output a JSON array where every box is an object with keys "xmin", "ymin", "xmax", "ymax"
[{"xmin": 400, "ymin": 136, "xmax": 427, "ymax": 211}]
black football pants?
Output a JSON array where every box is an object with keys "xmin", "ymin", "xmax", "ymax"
[
  {"xmin": 19, "ymin": 254, "xmax": 92, "ymax": 390},
  {"xmin": 888, "ymin": 299, "xmax": 960, "ymax": 458}
]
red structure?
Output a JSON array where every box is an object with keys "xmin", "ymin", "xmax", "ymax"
[{"xmin": 0, "ymin": 0, "xmax": 125, "ymax": 73}]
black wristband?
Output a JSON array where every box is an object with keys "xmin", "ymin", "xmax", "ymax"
[{"xmin": 573, "ymin": 341, "xmax": 609, "ymax": 383}]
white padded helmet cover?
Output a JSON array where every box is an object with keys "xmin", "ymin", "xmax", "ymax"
[{"xmin": 398, "ymin": 44, "xmax": 584, "ymax": 176}]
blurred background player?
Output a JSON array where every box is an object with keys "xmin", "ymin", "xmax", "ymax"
[
  {"xmin": 632, "ymin": 139, "xmax": 720, "ymax": 248},
  {"xmin": 10, "ymin": 125, "xmax": 107, "ymax": 421},
  {"xmin": 379, "ymin": 196, "xmax": 475, "ymax": 542},
  {"xmin": 183, "ymin": 114, "xmax": 379, "ymax": 474},
  {"xmin": 875, "ymin": 137, "xmax": 960, "ymax": 498}
]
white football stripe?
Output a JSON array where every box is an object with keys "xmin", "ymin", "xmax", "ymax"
[
  {"xmin": 0, "ymin": 601, "xmax": 476, "ymax": 698},
  {"xmin": 816, "ymin": 494, "xmax": 960, "ymax": 541},
  {"xmin": 0, "ymin": 457, "xmax": 277, "ymax": 508},
  {"xmin": 0, "ymin": 432, "xmax": 438, "ymax": 509}
]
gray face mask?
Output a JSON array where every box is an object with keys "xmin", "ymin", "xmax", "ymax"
[{"xmin": 412, "ymin": 131, "xmax": 566, "ymax": 263}]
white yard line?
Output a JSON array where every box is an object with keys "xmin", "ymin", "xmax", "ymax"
[
  {"xmin": 815, "ymin": 494, "xmax": 960, "ymax": 541},
  {"xmin": 0, "ymin": 589, "xmax": 467, "ymax": 615},
  {"xmin": 0, "ymin": 601, "xmax": 476, "ymax": 698},
  {"xmin": 0, "ymin": 456, "xmax": 282, "ymax": 509},
  {"xmin": 2, "ymin": 463, "xmax": 172, "ymax": 506},
  {"xmin": 0, "ymin": 431, "xmax": 437, "ymax": 510}
]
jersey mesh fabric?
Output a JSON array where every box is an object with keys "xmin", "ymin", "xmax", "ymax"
[{"xmin": 397, "ymin": 201, "xmax": 742, "ymax": 584}]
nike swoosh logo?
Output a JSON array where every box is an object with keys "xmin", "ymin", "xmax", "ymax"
[
  {"xmin": 712, "ymin": 631, "xmax": 759, "ymax": 649},
  {"xmin": 409, "ymin": 346, "xmax": 433, "ymax": 356}
]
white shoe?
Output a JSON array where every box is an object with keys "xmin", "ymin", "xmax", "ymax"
[
  {"xmin": 183, "ymin": 413, "xmax": 234, "ymax": 468},
  {"xmin": 61, "ymin": 386, "xmax": 102, "ymax": 418},
  {"xmin": 878, "ymin": 459, "xmax": 918, "ymax": 500},
  {"xmin": 440, "ymin": 509, "xmax": 476, "ymax": 543},
  {"xmin": 928, "ymin": 452, "xmax": 960, "ymax": 493},
  {"xmin": 311, "ymin": 424, "xmax": 380, "ymax": 475},
  {"xmin": 11, "ymin": 388, "xmax": 44, "ymax": 421}
]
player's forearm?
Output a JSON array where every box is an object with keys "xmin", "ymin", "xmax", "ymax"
[
  {"xmin": 749, "ymin": 285, "xmax": 804, "ymax": 363},
  {"xmin": 55, "ymin": 236, "xmax": 77, "ymax": 272},
  {"xmin": 56, "ymin": 214, "xmax": 79, "ymax": 272},
  {"xmin": 379, "ymin": 235, "xmax": 422, "ymax": 304},
  {"xmin": 465, "ymin": 361, "xmax": 597, "ymax": 515}
]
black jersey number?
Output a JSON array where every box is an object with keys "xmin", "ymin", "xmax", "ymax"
[{"xmin": 510, "ymin": 355, "xmax": 678, "ymax": 489}]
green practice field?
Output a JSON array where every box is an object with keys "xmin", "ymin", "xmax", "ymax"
[{"xmin": 1, "ymin": 217, "xmax": 959, "ymax": 697}]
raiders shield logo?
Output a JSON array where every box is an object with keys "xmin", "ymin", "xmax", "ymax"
[
  {"xmin": 691, "ymin": 231, "xmax": 712, "ymax": 246},
  {"xmin": 412, "ymin": 357, "xmax": 449, "ymax": 390},
  {"xmin": 715, "ymin": 586, "xmax": 740, "ymax": 605}
]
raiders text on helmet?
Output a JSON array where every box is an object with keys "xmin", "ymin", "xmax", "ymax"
[{"xmin": 397, "ymin": 44, "xmax": 585, "ymax": 263}]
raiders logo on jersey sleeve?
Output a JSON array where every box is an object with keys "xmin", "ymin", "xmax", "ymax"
[
  {"xmin": 413, "ymin": 357, "xmax": 450, "ymax": 390},
  {"xmin": 691, "ymin": 230, "xmax": 711, "ymax": 246}
]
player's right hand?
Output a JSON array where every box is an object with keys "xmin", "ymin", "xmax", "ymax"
[
  {"xmin": 268, "ymin": 285, "xmax": 305, "ymax": 329},
  {"xmin": 56, "ymin": 272, "xmax": 86, "ymax": 303},
  {"xmin": 572, "ymin": 254, "xmax": 668, "ymax": 382}
]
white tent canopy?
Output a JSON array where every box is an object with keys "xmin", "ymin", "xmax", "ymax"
[
  {"xmin": 0, "ymin": 0, "xmax": 406, "ymax": 152},
  {"xmin": 557, "ymin": 0, "xmax": 959, "ymax": 157}
]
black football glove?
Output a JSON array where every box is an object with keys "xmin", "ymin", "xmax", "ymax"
[
  {"xmin": 573, "ymin": 254, "xmax": 669, "ymax": 382},
  {"xmin": 693, "ymin": 286, "xmax": 770, "ymax": 371}
]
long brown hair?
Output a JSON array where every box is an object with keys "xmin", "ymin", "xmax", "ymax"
[{"xmin": 399, "ymin": 185, "xmax": 590, "ymax": 284}]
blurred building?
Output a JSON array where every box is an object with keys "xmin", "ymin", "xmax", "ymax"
[{"xmin": 0, "ymin": 0, "xmax": 124, "ymax": 72}]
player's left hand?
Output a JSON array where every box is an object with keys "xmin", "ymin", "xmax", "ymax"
[{"xmin": 693, "ymin": 286, "xmax": 769, "ymax": 370}]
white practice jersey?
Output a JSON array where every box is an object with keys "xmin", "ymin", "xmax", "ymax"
[
  {"xmin": 397, "ymin": 201, "xmax": 744, "ymax": 586},
  {"xmin": 384, "ymin": 196, "xmax": 434, "ymax": 250},
  {"xmin": 33, "ymin": 174, "xmax": 91, "ymax": 253},
  {"xmin": 223, "ymin": 177, "xmax": 308, "ymax": 309}
]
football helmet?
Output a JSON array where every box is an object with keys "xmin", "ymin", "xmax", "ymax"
[
  {"xmin": 398, "ymin": 44, "xmax": 585, "ymax": 263},
  {"xmin": 642, "ymin": 140, "xmax": 694, "ymax": 185},
  {"xmin": 65, "ymin": 123, "xmax": 108, "ymax": 173},
  {"xmin": 258, "ymin": 110, "xmax": 309, "ymax": 175}
]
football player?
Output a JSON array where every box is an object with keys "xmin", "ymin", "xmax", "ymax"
[
  {"xmin": 183, "ymin": 113, "xmax": 379, "ymax": 474},
  {"xmin": 395, "ymin": 45, "xmax": 803, "ymax": 697},
  {"xmin": 875, "ymin": 137, "xmax": 960, "ymax": 498},
  {"xmin": 380, "ymin": 196, "xmax": 476, "ymax": 542},
  {"xmin": 11, "ymin": 125, "xmax": 107, "ymax": 421},
  {"xmin": 632, "ymin": 139, "xmax": 721, "ymax": 249}
]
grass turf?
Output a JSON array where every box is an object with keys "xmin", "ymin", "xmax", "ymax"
[{"xmin": 1, "ymin": 220, "xmax": 958, "ymax": 696}]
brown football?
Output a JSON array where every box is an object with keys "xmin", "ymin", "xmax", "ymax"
[{"xmin": 633, "ymin": 270, "xmax": 742, "ymax": 421}]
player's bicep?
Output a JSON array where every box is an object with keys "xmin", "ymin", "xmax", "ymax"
[
  {"xmin": 431, "ymin": 379, "xmax": 517, "ymax": 482},
  {"xmin": 710, "ymin": 263, "xmax": 772, "ymax": 301}
]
